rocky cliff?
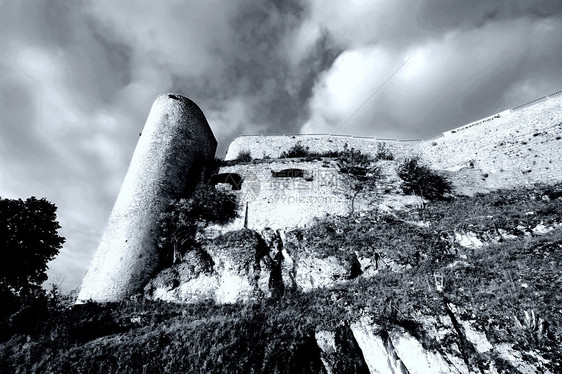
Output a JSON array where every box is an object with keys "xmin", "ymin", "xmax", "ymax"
[{"xmin": 134, "ymin": 183, "xmax": 562, "ymax": 373}]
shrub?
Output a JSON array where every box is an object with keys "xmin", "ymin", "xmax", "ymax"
[
  {"xmin": 397, "ymin": 158, "xmax": 452, "ymax": 200},
  {"xmin": 211, "ymin": 156, "xmax": 226, "ymax": 169},
  {"xmin": 182, "ymin": 184, "xmax": 238, "ymax": 224},
  {"xmin": 375, "ymin": 143, "xmax": 394, "ymax": 161},
  {"xmin": 158, "ymin": 184, "xmax": 238, "ymax": 265},
  {"xmin": 235, "ymin": 150, "xmax": 253, "ymax": 162},
  {"xmin": 336, "ymin": 147, "xmax": 373, "ymax": 176},
  {"xmin": 280, "ymin": 142, "xmax": 310, "ymax": 158}
]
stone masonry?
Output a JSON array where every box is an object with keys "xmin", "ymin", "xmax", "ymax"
[
  {"xmin": 225, "ymin": 94, "xmax": 562, "ymax": 194},
  {"xmin": 77, "ymin": 94, "xmax": 217, "ymax": 303}
]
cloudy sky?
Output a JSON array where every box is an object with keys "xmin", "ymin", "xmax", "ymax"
[{"xmin": 1, "ymin": 0, "xmax": 562, "ymax": 291}]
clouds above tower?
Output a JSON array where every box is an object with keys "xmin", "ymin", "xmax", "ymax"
[{"xmin": 86, "ymin": 0, "xmax": 341, "ymax": 143}]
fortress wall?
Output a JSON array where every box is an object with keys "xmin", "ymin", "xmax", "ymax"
[
  {"xmin": 422, "ymin": 96, "xmax": 562, "ymax": 191},
  {"xmin": 225, "ymin": 134, "xmax": 420, "ymax": 161},
  {"xmin": 217, "ymin": 160, "xmax": 352, "ymax": 231},
  {"xmin": 224, "ymin": 93, "xmax": 562, "ymax": 200},
  {"xmin": 225, "ymin": 93, "xmax": 562, "ymax": 198}
]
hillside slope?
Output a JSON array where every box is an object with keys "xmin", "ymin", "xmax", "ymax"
[{"xmin": 1, "ymin": 184, "xmax": 561, "ymax": 373}]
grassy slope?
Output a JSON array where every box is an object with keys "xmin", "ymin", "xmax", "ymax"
[{"xmin": 1, "ymin": 185, "xmax": 561, "ymax": 373}]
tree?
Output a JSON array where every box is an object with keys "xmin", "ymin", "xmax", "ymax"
[
  {"xmin": 0, "ymin": 197, "xmax": 65, "ymax": 298},
  {"xmin": 397, "ymin": 157, "xmax": 453, "ymax": 200},
  {"xmin": 235, "ymin": 150, "xmax": 253, "ymax": 163},
  {"xmin": 337, "ymin": 147, "xmax": 380, "ymax": 213},
  {"xmin": 158, "ymin": 184, "xmax": 238, "ymax": 265}
]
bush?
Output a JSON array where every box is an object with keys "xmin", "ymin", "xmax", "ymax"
[
  {"xmin": 375, "ymin": 143, "xmax": 394, "ymax": 161},
  {"xmin": 235, "ymin": 150, "xmax": 253, "ymax": 162},
  {"xmin": 180, "ymin": 184, "xmax": 238, "ymax": 225},
  {"xmin": 336, "ymin": 147, "xmax": 373, "ymax": 177},
  {"xmin": 397, "ymin": 158, "xmax": 453, "ymax": 200},
  {"xmin": 158, "ymin": 184, "xmax": 238, "ymax": 265},
  {"xmin": 208, "ymin": 157, "xmax": 226, "ymax": 174},
  {"xmin": 280, "ymin": 142, "xmax": 310, "ymax": 158}
]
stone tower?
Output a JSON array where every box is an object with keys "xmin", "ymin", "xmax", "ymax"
[{"xmin": 77, "ymin": 94, "xmax": 217, "ymax": 303}]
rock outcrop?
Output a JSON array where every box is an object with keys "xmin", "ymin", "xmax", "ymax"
[
  {"xmin": 78, "ymin": 94, "xmax": 217, "ymax": 303},
  {"xmin": 314, "ymin": 314, "xmax": 552, "ymax": 374},
  {"xmin": 145, "ymin": 229, "xmax": 274, "ymax": 304},
  {"xmin": 144, "ymin": 228, "xmax": 365, "ymax": 303}
]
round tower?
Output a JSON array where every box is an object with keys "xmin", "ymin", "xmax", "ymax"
[{"xmin": 77, "ymin": 94, "xmax": 217, "ymax": 302}]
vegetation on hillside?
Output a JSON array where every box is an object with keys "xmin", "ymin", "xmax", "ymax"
[
  {"xmin": 335, "ymin": 146, "xmax": 381, "ymax": 213},
  {"xmin": 397, "ymin": 157, "xmax": 453, "ymax": 200},
  {"xmin": 1, "ymin": 184, "xmax": 561, "ymax": 372},
  {"xmin": 234, "ymin": 150, "xmax": 253, "ymax": 163},
  {"xmin": 374, "ymin": 143, "xmax": 394, "ymax": 161},
  {"xmin": 279, "ymin": 141, "xmax": 395, "ymax": 164},
  {"xmin": 158, "ymin": 183, "xmax": 238, "ymax": 266},
  {"xmin": 279, "ymin": 141, "xmax": 311, "ymax": 158}
]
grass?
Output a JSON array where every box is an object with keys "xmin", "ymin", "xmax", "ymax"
[{"xmin": 1, "ymin": 184, "xmax": 561, "ymax": 372}]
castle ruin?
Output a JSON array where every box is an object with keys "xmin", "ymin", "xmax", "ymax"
[
  {"xmin": 221, "ymin": 92, "xmax": 562, "ymax": 231},
  {"xmin": 79, "ymin": 91, "xmax": 562, "ymax": 302}
]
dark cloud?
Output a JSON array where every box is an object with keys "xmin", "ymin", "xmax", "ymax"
[
  {"xmin": 421, "ymin": 0, "xmax": 562, "ymax": 28},
  {"xmin": 303, "ymin": 1, "xmax": 562, "ymax": 136},
  {"xmin": 147, "ymin": 0, "xmax": 340, "ymax": 140},
  {"xmin": 221, "ymin": 0, "xmax": 337, "ymax": 133}
]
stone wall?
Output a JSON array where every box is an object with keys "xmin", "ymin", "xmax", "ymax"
[
  {"xmin": 215, "ymin": 160, "xmax": 353, "ymax": 232},
  {"xmin": 225, "ymin": 95, "xmax": 562, "ymax": 195},
  {"xmin": 224, "ymin": 134, "xmax": 420, "ymax": 161},
  {"xmin": 421, "ymin": 96, "xmax": 562, "ymax": 191}
]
